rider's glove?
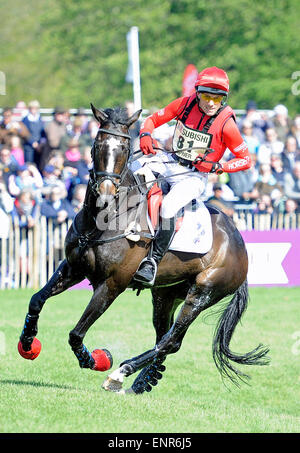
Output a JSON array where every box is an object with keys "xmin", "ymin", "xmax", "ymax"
[
  {"xmin": 193, "ymin": 159, "xmax": 223, "ymax": 175},
  {"xmin": 140, "ymin": 132, "xmax": 156, "ymax": 155},
  {"xmin": 211, "ymin": 162, "xmax": 224, "ymax": 175}
]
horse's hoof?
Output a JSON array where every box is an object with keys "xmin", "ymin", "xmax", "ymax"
[
  {"xmin": 18, "ymin": 338, "xmax": 41, "ymax": 360},
  {"xmin": 91, "ymin": 348, "xmax": 113, "ymax": 371},
  {"xmin": 102, "ymin": 376, "xmax": 123, "ymax": 392}
]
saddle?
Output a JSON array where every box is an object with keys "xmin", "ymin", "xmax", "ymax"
[
  {"xmin": 147, "ymin": 183, "xmax": 183, "ymax": 232},
  {"xmin": 132, "ymin": 168, "xmax": 213, "ymax": 254}
]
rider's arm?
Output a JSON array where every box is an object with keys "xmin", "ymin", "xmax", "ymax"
[
  {"xmin": 140, "ymin": 97, "xmax": 187, "ymax": 134},
  {"xmin": 221, "ymin": 118, "xmax": 251, "ymax": 173},
  {"xmin": 139, "ymin": 97, "xmax": 187, "ymax": 155}
]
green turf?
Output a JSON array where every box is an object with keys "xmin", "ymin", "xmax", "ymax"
[{"xmin": 0, "ymin": 287, "xmax": 299, "ymax": 433}]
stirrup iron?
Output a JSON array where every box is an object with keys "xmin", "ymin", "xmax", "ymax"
[{"xmin": 134, "ymin": 257, "xmax": 158, "ymax": 287}]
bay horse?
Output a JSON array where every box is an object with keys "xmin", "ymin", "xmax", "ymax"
[{"xmin": 18, "ymin": 104, "xmax": 269, "ymax": 394}]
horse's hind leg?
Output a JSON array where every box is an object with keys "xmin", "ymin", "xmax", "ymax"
[
  {"xmin": 108, "ymin": 284, "xmax": 218, "ymax": 394},
  {"xmin": 18, "ymin": 259, "xmax": 83, "ymax": 358},
  {"xmin": 103, "ymin": 283, "xmax": 186, "ymax": 393},
  {"xmin": 129, "ymin": 286, "xmax": 183, "ymax": 394},
  {"xmin": 131, "ymin": 283, "xmax": 203, "ymax": 394}
]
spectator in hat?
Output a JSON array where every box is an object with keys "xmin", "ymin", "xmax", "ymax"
[
  {"xmin": 45, "ymin": 107, "xmax": 68, "ymax": 151},
  {"xmin": 75, "ymin": 107, "xmax": 90, "ymax": 133},
  {"xmin": 207, "ymin": 183, "xmax": 235, "ymax": 217},
  {"xmin": 204, "ymin": 173, "xmax": 236, "ymax": 202},
  {"xmin": 242, "ymin": 100, "xmax": 260, "ymax": 124},
  {"xmin": 239, "ymin": 100, "xmax": 272, "ymax": 142},
  {"xmin": 59, "ymin": 117, "xmax": 89, "ymax": 153},
  {"xmin": 41, "ymin": 164, "xmax": 66, "ymax": 197},
  {"xmin": 22, "ymin": 100, "xmax": 47, "ymax": 164},
  {"xmin": 272, "ymin": 104, "xmax": 292, "ymax": 143}
]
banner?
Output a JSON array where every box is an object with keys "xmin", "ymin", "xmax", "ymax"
[
  {"xmin": 241, "ymin": 230, "xmax": 300, "ymax": 286},
  {"xmin": 182, "ymin": 64, "xmax": 198, "ymax": 97}
]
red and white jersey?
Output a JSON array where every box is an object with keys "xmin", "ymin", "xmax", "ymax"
[{"xmin": 140, "ymin": 94, "xmax": 251, "ymax": 173}]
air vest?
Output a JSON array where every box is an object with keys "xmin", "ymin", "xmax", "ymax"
[{"xmin": 174, "ymin": 93, "xmax": 236, "ymax": 165}]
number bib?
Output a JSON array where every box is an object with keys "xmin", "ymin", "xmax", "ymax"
[{"xmin": 173, "ymin": 120, "xmax": 212, "ymax": 161}]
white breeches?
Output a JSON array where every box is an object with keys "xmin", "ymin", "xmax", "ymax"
[
  {"xmin": 161, "ymin": 173, "xmax": 207, "ymax": 218},
  {"xmin": 132, "ymin": 151, "xmax": 208, "ymax": 219}
]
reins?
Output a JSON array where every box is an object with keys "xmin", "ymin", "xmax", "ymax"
[{"xmin": 127, "ymin": 146, "xmax": 217, "ymax": 191}]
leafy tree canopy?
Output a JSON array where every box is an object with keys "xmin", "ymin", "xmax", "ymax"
[{"xmin": 1, "ymin": 0, "xmax": 299, "ymax": 116}]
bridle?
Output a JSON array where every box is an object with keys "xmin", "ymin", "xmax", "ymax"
[
  {"xmin": 73, "ymin": 125, "xmax": 151, "ymax": 252},
  {"xmin": 89, "ymin": 127, "xmax": 131, "ymax": 196}
]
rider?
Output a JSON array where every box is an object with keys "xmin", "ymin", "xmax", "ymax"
[{"xmin": 133, "ymin": 66, "xmax": 251, "ymax": 287}]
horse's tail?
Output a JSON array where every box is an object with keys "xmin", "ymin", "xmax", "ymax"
[{"xmin": 212, "ymin": 279, "xmax": 270, "ymax": 386}]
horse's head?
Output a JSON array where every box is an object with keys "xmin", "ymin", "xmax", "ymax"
[{"xmin": 90, "ymin": 103, "xmax": 142, "ymax": 209}]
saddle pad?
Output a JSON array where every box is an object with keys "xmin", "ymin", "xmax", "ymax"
[{"xmin": 147, "ymin": 200, "xmax": 213, "ymax": 254}]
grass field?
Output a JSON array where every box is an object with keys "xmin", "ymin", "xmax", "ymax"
[{"xmin": 0, "ymin": 286, "xmax": 299, "ymax": 433}]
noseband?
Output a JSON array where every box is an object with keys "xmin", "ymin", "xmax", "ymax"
[{"xmin": 90, "ymin": 127, "xmax": 131, "ymax": 196}]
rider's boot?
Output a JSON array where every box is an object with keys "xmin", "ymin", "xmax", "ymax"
[{"xmin": 133, "ymin": 216, "xmax": 176, "ymax": 287}]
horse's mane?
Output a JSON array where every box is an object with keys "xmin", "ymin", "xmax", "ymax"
[{"xmin": 103, "ymin": 107, "xmax": 129, "ymax": 125}]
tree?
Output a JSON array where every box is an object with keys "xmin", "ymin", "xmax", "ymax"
[{"xmin": 1, "ymin": 0, "xmax": 299, "ymax": 116}]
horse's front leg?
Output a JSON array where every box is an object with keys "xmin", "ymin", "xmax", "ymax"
[
  {"xmin": 18, "ymin": 259, "xmax": 83, "ymax": 359},
  {"xmin": 68, "ymin": 277, "xmax": 123, "ymax": 372}
]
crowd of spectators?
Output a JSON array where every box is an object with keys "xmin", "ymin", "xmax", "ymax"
[
  {"xmin": 0, "ymin": 101, "xmax": 98, "ymax": 237},
  {"xmin": 0, "ymin": 98, "xmax": 300, "ymax": 239}
]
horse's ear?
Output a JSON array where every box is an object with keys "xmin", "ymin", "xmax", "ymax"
[
  {"xmin": 126, "ymin": 109, "xmax": 142, "ymax": 128},
  {"xmin": 90, "ymin": 103, "xmax": 108, "ymax": 124}
]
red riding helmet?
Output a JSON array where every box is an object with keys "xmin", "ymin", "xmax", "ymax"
[{"xmin": 195, "ymin": 67, "xmax": 230, "ymax": 96}]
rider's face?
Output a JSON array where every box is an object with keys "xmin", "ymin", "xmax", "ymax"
[{"xmin": 197, "ymin": 92, "xmax": 223, "ymax": 116}]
